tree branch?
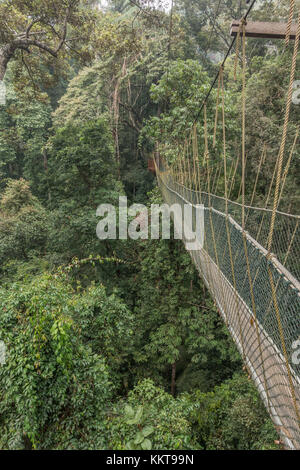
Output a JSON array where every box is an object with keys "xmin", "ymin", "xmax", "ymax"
[
  {"xmin": 0, "ymin": 3, "xmax": 75, "ymax": 80},
  {"xmin": 13, "ymin": 39, "xmax": 59, "ymax": 57},
  {"xmin": 55, "ymin": 6, "xmax": 70, "ymax": 53},
  {"xmin": 26, "ymin": 19, "xmax": 40, "ymax": 38}
]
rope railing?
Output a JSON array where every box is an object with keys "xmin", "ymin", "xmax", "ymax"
[{"xmin": 156, "ymin": 165, "xmax": 300, "ymax": 450}]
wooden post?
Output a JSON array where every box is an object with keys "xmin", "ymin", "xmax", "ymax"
[{"xmin": 231, "ymin": 20, "xmax": 297, "ymax": 40}]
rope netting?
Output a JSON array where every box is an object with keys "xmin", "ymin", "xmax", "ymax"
[
  {"xmin": 154, "ymin": 3, "xmax": 300, "ymax": 450},
  {"xmin": 169, "ymin": 180, "xmax": 300, "ymax": 281},
  {"xmin": 156, "ymin": 167, "xmax": 300, "ymax": 450}
]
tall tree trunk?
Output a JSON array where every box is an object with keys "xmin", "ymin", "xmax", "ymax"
[
  {"xmin": 43, "ymin": 149, "xmax": 48, "ymax": 171},
  {"xmin": 171, "ymin": 362, "xmax": 176, "ymax": 397}
]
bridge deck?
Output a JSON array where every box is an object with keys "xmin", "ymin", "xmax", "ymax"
[
  {"xmin": 192, "ymin": 247, "xmax": 300, "ymax": 449},
  {"xmin": 157, "ymin": 169, "xmax": 300, "ymax": 449}
]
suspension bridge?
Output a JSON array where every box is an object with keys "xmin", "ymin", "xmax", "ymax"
[{"xmin": 154, "ymin": 2, "xmax": 300, "ymax": 450}]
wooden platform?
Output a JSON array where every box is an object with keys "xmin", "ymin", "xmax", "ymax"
[{"xmin": 231, "ymin": 21, "xmax": 298, "ymax": 40}]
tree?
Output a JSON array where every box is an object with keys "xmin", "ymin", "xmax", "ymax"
[
  {"xmin": 106, "ymin": 378, "xmax": 201, "ymax": 450},
  {"xmin": 42, "ymin": 117, "xmax": 124, "ymax": 266},
  {"xmin": 73, "ymin": 282, "xmax": 136, "ymax": 390},
  {"xmin": 182, "ymin": 372, "xmax": 278, "ymax": 450},
  {"xmin": 131, "ymin": 188, "xmax": 241, "ymax": 396},
  {"xmin": 0, "ymin": 79, "xmax": 52, "ymax": 191},
  {"xmin": 0, "ymin": 179, "xmax": 48, "ymax": 275},
  {"xmin": 0, "ymin": 0, "xmax": 95, "ymax": 81},
  {"xmin": 0, "ymin": 272, "xmax": 114, "ymax": 449},
  {"xmin": 141, "ymin": 58, "xmax": 239, "ymax": 177},
  {"xmin": 52, "ymin": 6, "xmax": 189, "ymax": 201}
]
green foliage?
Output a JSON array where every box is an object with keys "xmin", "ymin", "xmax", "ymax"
[
  {"xmin": 44, "ymin": 117, "xmax": 123, "ymax": 264},
  {"xmin": 0, "ymin": 0, "xmax": 289, "ymax": 451},
  {"xmin": 0, "ymin": 273, "xmax": 115, "ymax": 449},
  {"xmin": 0, "ymin": 0, "xmax": 96, "ymax": 83},
  {"xmin": 0, "ymin": 80, "xmax": 52, "ymax": 190},
  {"xmin": 72, "ymin": 282, "xmax": 135, "ymax": 386},
  {"xmin": 106, "ymin": 379, "xmax": 201, "ymax": 450},
  {"xmin": 124, "ymin": 405, "xmax": 154, "ymax": 450},
  {"xmin": 0, "ymin": 179, "xmax": 48, "ymax": 271},
  {"xmin": 141, "ymin": 59, "xmax": 238, "ymax": 166},
  {"xmin": 47, "ymin": 117, "xmax": 118, "ymax": 206},
  {"xmin": 130, "ymin": 189, "xmax": 241, "ymax": 391},
  {"xmin": 181, "ymin": 373, "xmax": 278, "ymax": 450}
]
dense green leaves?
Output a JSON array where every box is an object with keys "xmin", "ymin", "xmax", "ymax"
[
  {"xmin": 106, "ymin": 379, "xmax": 201, "ymax": 450},
  {"xmin": 0, "ymin": 0, "xmax": 289, "ymax": 451},
  {"xmin": 181, "ymin": 373, "xmax": 278, "ymax": 450},
  {"xmin": 0, "ymin": 274, "xmax": 114, "ymax": 449}
]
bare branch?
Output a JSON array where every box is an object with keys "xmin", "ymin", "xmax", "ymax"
[
  {"xmin": 26, "ymin": 19, "xmax": 40, "ymax": 38},
  {"xmin": 13, "ymin": 39, "xmax": 58, "ymax": 57},
  {"xmin": 55, "ymin": 6, "xmax": 71, "ymax": 53}
]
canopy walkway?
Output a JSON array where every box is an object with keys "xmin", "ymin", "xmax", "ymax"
[{"xmin": 154, "ymin": 2, "xmax": 300, "ymax": 450}]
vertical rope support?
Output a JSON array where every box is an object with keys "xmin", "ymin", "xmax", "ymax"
[
  {"xmin": 192, "ymin": 123, "xmax": 202, "ymax": 203},
  {"xmin": 214, "ymin": 165, "xmax": 222, "ymax": 195},
  {"xmin": 285, "ymin": 0, "xmax": 296, "ymax": 46},
  {"xmin": 212, "ymin": 162, "xmax": 222, "ymax": 194},
  {"xmin": 187, "ymin": 151, "xmax": 192, "ymax": 189},
  {"xmin": 238, "ymin": 153, "xmax": 248, "ymax": 202},
  {"xmin": 223, "ymin": 32, "xmax": 246, "ymax": 358},
  {"xmin": 220, "ymin": 66, "xmax": 242, "ymax": 330},
  {"xmin": 204, "ymin": 104, "xmax": 230, "ymax": 325},
  {"xmin": 267, "ymin": 11, "xmax": 300, "ymax": 431},
  {"xmin": 220, "ymin": 67, "xmax": 228, "ymax": 212},
  {"xmin": 250, "ymin": 144, "xmax": 266, "ymax": 207},
  {"xmin": 203, "ymin": 105, "xmax": 209, "ymax": 175},
  {"xmin": 203, "ymin": 105, "xmax": 211, "ymax": 203},
  {"xmin": 241, "ymin": 20, "xmax": 247, "ymax": 230},
  {"xmin": 234, "ymin": 23, "xmax": 242, "ymax": 81},
  {"xmin": 244, "ymin": 144, "xmax": 267, "ymax": 225},
  {"xmin": 227, "ymin": 158, "xmax": 236, "ymax": 191},
  {"xmin": 278, "ymin": 128, "xmax": 299, "ymax": 207},
  {"xmin": 256, "ymin": 157, "xmax": 279, "ymax": 242},
  {"xmin": 213, "ymin": 70, "xmax": 222, "ymax": 148},
  {"xmin": 268, "ymin": 12, "xmax": 300, "ymax": 253},
  {"xmin": 228, "ymin": 155, "xmax": 239, "ymax": 199},
  {"xmin": 238, "ymin": 21, "xmax": 272, "ymax": 412},
  {"xmin": 182, "ymin": 138, "xmax": 188, "ymax": 197},
  {"xmin": 178, "ymin": 143, "xmax": 184, "ymax": 185},
  {"xmin": 187, "ymin": 131, "xmax": 193, "ymax": 190},
  {"xmin": 174, "ymin": 143, "xmax": 181, "ymax": 183}
]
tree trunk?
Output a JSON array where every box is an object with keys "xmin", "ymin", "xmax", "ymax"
[
  {"xmin": 22, "ymin": 433, "xmax": 33, "ymax": 450},
  {"xmin": 0, "ymin": 44, "xmax": 16, "ymax": 81},
  {"xmin": 171, "ymin": 362, "xmax": 176, "ymax": 397},
  {"xmin": 43, "ymin": 149, "xmax": 48, "ymax": 171}
]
